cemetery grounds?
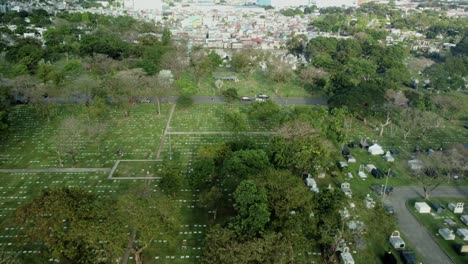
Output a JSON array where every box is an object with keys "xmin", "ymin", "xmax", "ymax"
[
  {"xmin": 0, "ymin": 103, "xmax": 291, "ymax": 263},
  {"xmin": 0, "ymin": 102, "xmax": 466, "ymax": 263},
  {"xmin": 408, "ymin": 198, "xmax": 468, "ymax": 264}
]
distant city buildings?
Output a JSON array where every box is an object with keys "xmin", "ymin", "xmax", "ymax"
[
  {"xmin": 312, "ymin": 0, "xmax": 358, "ymax": 8},
  {"xmin": 122, "ymin": 0, "xmax": 163, "ymax": 12},
  {"xmin": 118, "ymin": 0, "xmax": 163, "ymax": 20},
  {"xmin": 256, "ymin": 0, "xmax": 312, "ymax": 8}
]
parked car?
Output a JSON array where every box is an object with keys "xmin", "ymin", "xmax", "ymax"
[
  {"xmin": 139, "ymin": 98, "xmax": 151, "ymax": 103},
  {"xmin": 257, "ymin": 94, "xmax": 269, "ymax": 99},
  {"xmin": 255, "ymin": 98, "xmax": 266, "ymax": 102},
  {"xmin": 241, "ymin": 96, "xmax": 252, "ymax": 101}
]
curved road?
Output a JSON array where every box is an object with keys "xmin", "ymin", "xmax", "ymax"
[{"xmin": 384, "ymin": 186, "xmax": 468, "ymax": 264}]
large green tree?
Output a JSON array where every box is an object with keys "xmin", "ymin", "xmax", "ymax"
[
  {"xmin": 117, "ymin": 187, "xmax": 180, "ymax": 264},
  {"xmin": 230, "ymin": 180, "xmax": 270, "ymax": 238},
  {"xmin": 5, "ymin": 38, "xmax": 44, "ymax": 72},
  {"xmin": 328, "ymin": 80, "xmax": 386, "ymax": 122},
  {"xmin": 12, "ymin": 188, "xmax": 122, "ymax": 263},
  {"xmin": 222, "ymin": 149, "xmax": 271, "ymax": 188}
]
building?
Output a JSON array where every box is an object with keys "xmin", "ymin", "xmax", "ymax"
[
  {"xmin": 256, "ymin": 0, "xmax": 312, "ymax": 8},
  {"xmin": 122, "ymin": 0, "xmax": 163, "ymax": 12},
  {"xmin": 312, "ymin": 0, "xmax": 358, "ymax": 8}
]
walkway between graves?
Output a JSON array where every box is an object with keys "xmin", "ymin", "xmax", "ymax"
[
  {"xmin": 0, "ymin": 168, "xmax": 111, "ymax": 174},
  {"xmin": 385, "ymin": 186, "xmax": 468, "ymax": 264},
  {"xmin": 156, "ymin": 104, "xmax": 177, "ymax": 159}
]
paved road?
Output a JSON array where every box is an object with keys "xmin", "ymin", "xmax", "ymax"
[
  {"xmin": 0, "ymin": 168, "xmax": 111, "ymax": 173},
  {"xmin": 187, "ymin": 96, "xmax": 328, "ymax": 105},
  {"xmin": 384, "ymin": 186, "xmax": 468, "ymax": 264},
  {"xmin": 167, "ymin": 96, "xmax": 328, "ymax": 105}
]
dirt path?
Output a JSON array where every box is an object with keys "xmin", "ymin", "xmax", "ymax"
[{"xmin": 156, "ymin": 104, "xmax": 177, "ymax": 159}]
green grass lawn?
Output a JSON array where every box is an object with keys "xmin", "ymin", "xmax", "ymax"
[
  {"xmin": 171, "ymin": 103, "xmax": 277, "ymax": 132},
  {"xmin": 408, "ymin": 198, "xmax": 468, "ymax": 264},
  {"xmin": 0, "ymin": 104, "xmax": 171, "ymax": 169},
  {"xmin": 197, "ymin": 71, "xmax": 320, "ymax": 98},
  {"xmin": 111, "ymin": 160, "xmax": 165, "ymax": 178}
]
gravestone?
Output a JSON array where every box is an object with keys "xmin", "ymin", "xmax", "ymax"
[
  {"xmin": 439, "ymin": 228, "xmax": 455, "ymax": 240},
  {"xmin": 341, "ymin": 182, "xmax": 352, "ymax": 198},
  {"xmin": 389, "ymin": 231, "xmax": 405, "ymax": 250}
]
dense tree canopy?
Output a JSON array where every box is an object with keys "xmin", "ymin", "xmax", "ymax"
[{"xmin": 12, "ymin": 188, "xmax": 122, "ymax": 263}]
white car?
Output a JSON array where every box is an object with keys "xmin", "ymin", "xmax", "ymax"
[
  {"xmin": 255, "ymin": 98, "xmax": 266, "ymax": 102},
  {"xmin": 257, "ymin": 94, "xmax": 269, "ymax": 99},
  {"xmin": 241, "ymin": 96, "xmax": 252, "ymax": 101}
]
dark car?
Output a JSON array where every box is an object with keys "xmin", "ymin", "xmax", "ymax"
[{"xmin": 400, "ymin": 250, "xmax": 417, "ymax": 264}]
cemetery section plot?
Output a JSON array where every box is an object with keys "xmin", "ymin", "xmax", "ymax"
[
  {"xmin": 171, "ymin": 104, "xmax": 277, "ymax": 132},
  {"xmin": 409, "ymin": 198, "xmax": 468, "ymax": 264},
  {"xmin": 110, "ymin": 160, "xmax": 165, "ymax": 179},
  {"xmin": 160, "ymin": 134, "xmax": 271, "ymax": 161},
  {"xmin": 0, "ymin": 104, "xmax": 171, "ymax": 169},
  {"xmin": 347, "ymin": 115, "xmax": 467, "ymax": 156},
  {"xmin": 0, "ymin": 170, "xmax": 210, "ymax": 263},
  {"xmin": 0, "ymin": 172, "xmax": 135, "ymax": 252}
]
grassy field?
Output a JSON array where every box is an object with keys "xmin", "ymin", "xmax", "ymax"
[
  {"xmin": 408, "ymin": 198, "xmax": 468, "ymax": 264},
  {"xmin": 197, "ymin": 71, "xmax": 320, "ymax": 98}
]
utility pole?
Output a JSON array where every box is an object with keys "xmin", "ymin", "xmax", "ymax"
[
  {"xmin": 382, "ymin": 168, "xmax": 390, "ymax": 204},
  {"xmin": 168, "ymin": 126, "xmax": 172, "ymax": 160}
]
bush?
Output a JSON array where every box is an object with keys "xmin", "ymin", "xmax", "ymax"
[
  {"xmin": 177, "ymin": 95, "xmax": 193, "ymax": 109},
  {"xmin": 222, "ymin": 88, "xmax": 239, "ymax": 102}
]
